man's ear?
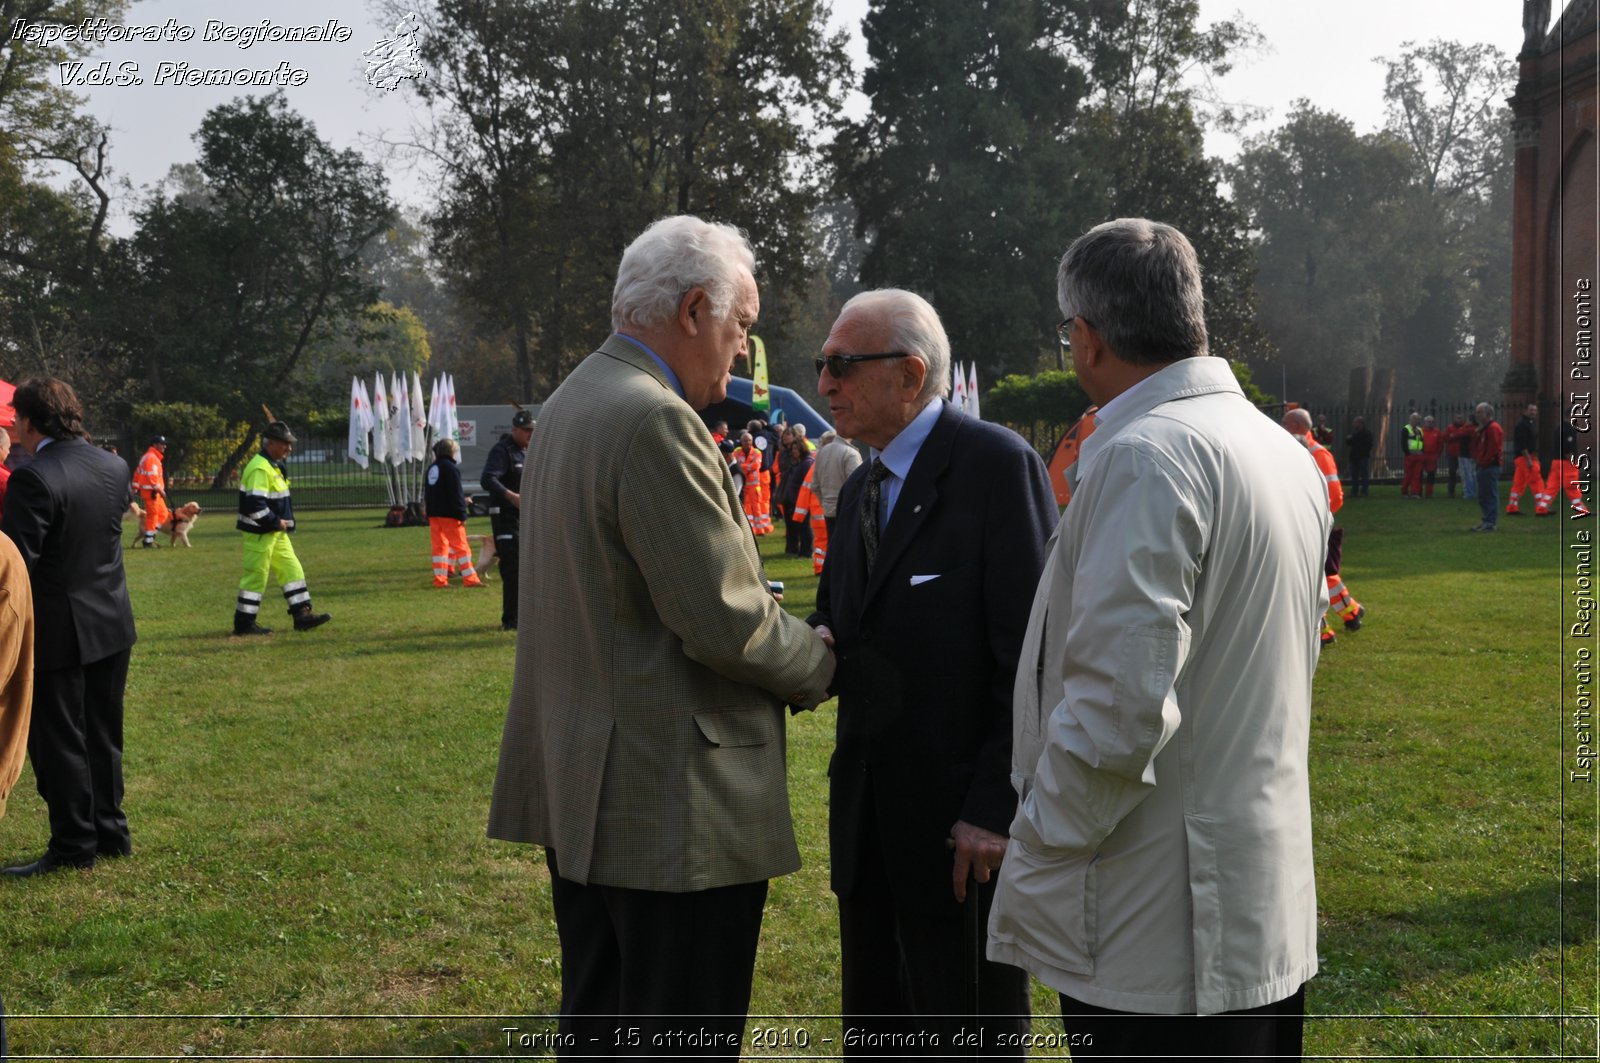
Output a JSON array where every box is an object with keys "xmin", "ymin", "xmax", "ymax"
[
  {"xmin": 1076, "ymin": 320, "xmax": 1110, "ymax": 370},
  {"xmin": 900, "ymin": 354, "xmax": 928, "ymax": 399},
  {"xmin": 679, "ymin": 288, "xmax": 710, "ymax": 335}
]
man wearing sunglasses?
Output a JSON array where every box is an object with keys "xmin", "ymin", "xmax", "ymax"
[
  {"xmin": 989, "ymin": 219, "xmax": 1329, "ymax": 1061},
  {"xmin": 809, "ymin": 288, "xmax": 1056, "ymax": 1054},
  {"xmin": 488, "ymin": 215, "xmax": 835, "ymax": 1057}
]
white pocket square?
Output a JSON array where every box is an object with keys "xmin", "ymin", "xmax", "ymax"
[{"xmin": 909, "ymin": 574, "xmax": 941, "ymax": 586}]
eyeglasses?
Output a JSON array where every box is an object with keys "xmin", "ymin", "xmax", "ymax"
[
  {"xmin": 1056, "ymin": 315, "xmax": 1095, "ymax": 354},
  {"xmin": 815, "ymin": 351, "xmax": 908, "ymax": 379}
]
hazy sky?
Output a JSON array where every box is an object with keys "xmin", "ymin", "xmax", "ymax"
[{"xmin": 53, "ymin": 0, "xmax": 1519, "ymax": 231}]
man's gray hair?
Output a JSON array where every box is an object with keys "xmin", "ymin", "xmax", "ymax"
[
  {"xmin": 1057, "ymin": 218, "xmax": 1208, "ymax": 365},
  {"xmin": 612, "ymin": 215, "xmax": 756, "ymax": 332},
  {"xmin": 1283, "ymin": 408, "xmax": 1312, "ymax": 433},
  {"xmin": 792, "ymin": 423, "xmax": 807, "ymax": 439},
  {"xmin": 1476, "ymin": 401, "xmax": 1496, "ymax": 416},
  {"xmin": 836, "ymin": 288, "xmax": 951, "ymax": 404}
]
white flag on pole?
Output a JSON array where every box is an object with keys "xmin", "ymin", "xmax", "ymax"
[
  {"xmin": 371, "ymin": 373, "xmax": 390, "ymax": 465},
  {"xmin": 388, "ymin": 370, "xmax": 407, "ymax": 465},
  {"xmin": 445, "ymin": 374, "xmax": 460, "ymax": 441},
  {"xmin": 952, "ymin": 361, "xmax": 968, "ymax": 411},
  {"xmin": 347, "ymin": 377, "xmax": 370, "ymax": 468},
  {"xmin": 409, "ymin": 371, "xmax": 428, "ymax": 460},
  {"xmin": 428, "ymin": 376, "xmax": 443, "ymax": 437},
  {"xmin": 967, "ymin": 362, "xmax": 980, "ymax": 421}
]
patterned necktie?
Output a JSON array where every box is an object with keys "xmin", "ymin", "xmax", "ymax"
[{"xmin": 860, "ymin": 458, "xmax": 890, "ymax": 572}]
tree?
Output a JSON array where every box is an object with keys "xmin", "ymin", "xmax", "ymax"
[
  {"xmin": 835, "ymin": 0, "xmax": 1099, "ymax": 377},
  {"xmin": 120, "ymin": 94, "xmax": 394, "ymax": 483},
  {"xmin": 1377, "ymin": 39, "xmax": 1515, "ymax": 401},
  {"xmin": 1064, "ymin": 0, "xmax": 1267, "ymax": 365},
  {"xmin": 0, "ymin": 1, "xmax": 130, "ymax": 416},
  {"xmin": 837, "ymin": 0, "xmax": 1266, "ymax": 380},
  {"xmin": 1231, "ymin": 103, "xmax": 1424, "ymax": 404},
  {"xmin": 395, "ymin": 0, "xmax": 850, "ymax": 400}
]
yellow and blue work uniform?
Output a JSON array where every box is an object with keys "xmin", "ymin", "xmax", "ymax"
[{"xmin": 233, "ymin": 451, "xmax": 318, "ymax": 633}]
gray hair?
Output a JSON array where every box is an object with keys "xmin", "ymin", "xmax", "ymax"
[
  {"xmin": 1476, "ymin": 402, "xmax": 1496, "ymax": 417},
  {"xmin": 792, "ymin": 423, "xmax": 807, "ymax": 439},
  {"xmin": 818, "ymin": 430, "xmax": 837, "ymax": 446},
  {"xmin": 836, "ymin": 288, "xmax": 951, "ymax": 404},
  {"xmin": 1057, "ymin": 218, "xmax": 1208, "ymax": 365},
  {"xmin": 611, "ymin": 215, "xmax": 756, "ymax": 333},
  {"xmin": 1283, "ymin": 408, "xmax": 1312, "ymax": 433}
]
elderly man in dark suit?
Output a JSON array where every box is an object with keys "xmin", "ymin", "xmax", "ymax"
[
  {"xmin": 810, "ymin": 289, "xmax": 1057, "ymax": 1054},
  {"xmin": 488, "ymin": 215, "xmax": 835, "ymax": 1056},
  {"xmin": 0, "ymin": 377, "xmax": 137, "ymax": 878}
]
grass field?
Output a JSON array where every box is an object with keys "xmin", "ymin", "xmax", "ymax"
[{"xmin": 0, "ymin": 488, "xmax": 1592, "ymax": 1060}]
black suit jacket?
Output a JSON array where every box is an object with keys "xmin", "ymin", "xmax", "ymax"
[
  {"xmin": 811, "ymin": 402, "xmax": 1056, "ymax": 915},
  {"xmin": 0, "ymin": 437, "xmax": 136, "ymax": 671}
]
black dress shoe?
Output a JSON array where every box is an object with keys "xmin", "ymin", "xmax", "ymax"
[
  {"xmin": 1, "ymin": 852, "xmax": 95, "ymax": 878},
  {"xmin": 234, "ymin": 622, "xmax": 273, "ymax": 636}
]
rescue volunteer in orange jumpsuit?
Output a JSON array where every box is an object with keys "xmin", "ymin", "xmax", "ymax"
[
  {"xmin": 791, "ymin": 463, "xmax": 828, "ymax": 574},
  {"xmin": 734, "ymin": 431, "xmax": 768, "ymax": 534},
  {"xmin": 1538, "ymin": 418, "xmax": 1591, "ymax": 517},
  {"xmin": 132, "ymin": 436, "xmax": 169, "ymax": 548},
  {"xmin": 1284, "ymin": 408, "xmax": 1365, "ymax": 645},
  {"xmin": 1506, "ymin": 404, "xmax": 1541, "ymax": 515}
]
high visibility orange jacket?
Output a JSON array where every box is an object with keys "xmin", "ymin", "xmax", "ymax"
[
  {"xmin": 133, "ymin": 446, "xmax": 165, "ymax": 496},
  {"xmin": 1296, "ymin": 431, "xmax": 1343, "ymax": 514}
]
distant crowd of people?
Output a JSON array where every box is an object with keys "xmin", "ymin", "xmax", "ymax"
[{"xmin": 1339, "ymin": 402, "xmax": 1588, "ymax": 529}]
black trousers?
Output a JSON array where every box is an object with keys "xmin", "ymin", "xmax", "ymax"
[
  {"xmin": 838, "ymin": 819, "xmax": 1029, "ymax": 1059},
  {"xmin": 1059, "ymin": 983, "xmax": 1306, "ymax": 1062},
  {"xmin": 545, "ymin": 849, "xmax": 767, "ymax": 1060},
  {"xmin": 496, "ymin": 533, "xmax": 520, "ymax": 628},
  {"xmin": 29, "ymin": 649, "xmax": 132, "ymax": 862}
]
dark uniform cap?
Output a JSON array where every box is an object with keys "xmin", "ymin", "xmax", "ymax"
[
  {"xmin": 150, "ymin": 435, "xmax": 167, "ymax": 446},
  {"xmin": 263, "ymin": 421, "xmax": 297, "ymax": 444},
  {"xmin": 512, "ymin": 410, "xmax": 534, "ymax": 429}
]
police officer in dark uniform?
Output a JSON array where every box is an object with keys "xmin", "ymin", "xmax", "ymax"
[{"xmin": 480, "ymin": 410, "xmax": 534, "ymax": 630}]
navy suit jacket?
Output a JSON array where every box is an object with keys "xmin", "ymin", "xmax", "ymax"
[
  {"xmin": 0, "ymin": 437, "xmax": 136, "ymax": 671},
  {"xmin": 811, "ymin": 402, "xmax": 1056, "ymax": 915}
]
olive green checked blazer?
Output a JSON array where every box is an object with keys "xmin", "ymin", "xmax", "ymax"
[{"xmin": 487, "ymin": 336, "xmax": 833, "ymax": 891}]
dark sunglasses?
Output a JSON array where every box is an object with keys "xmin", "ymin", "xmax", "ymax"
[{"xmin": 815, "ymin": 351, "xmax": 908, "ymax": 379}]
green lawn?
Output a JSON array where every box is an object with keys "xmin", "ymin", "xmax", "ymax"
[{"xmin": 0, "ymin": 490, "xmax": 1591, "ymax": 1059}]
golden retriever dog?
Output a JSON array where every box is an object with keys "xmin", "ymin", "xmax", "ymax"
[{"xmin": 165, "ymin": 501, "xmax": 202, "ymax": 547}]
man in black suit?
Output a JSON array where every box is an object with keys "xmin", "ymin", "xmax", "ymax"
[
  {"xmin": 810, "ymin": 289, "xmax": 1057, "ymax": 1054},
  {"xmin": 0, "ymin": 377, "xmax": 137, "ymax": 877}
]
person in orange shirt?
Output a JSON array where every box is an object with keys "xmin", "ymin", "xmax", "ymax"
[
  {"xmin": 1284, "ymin": 408, "xmax": 1365, "ymax": 645},
  {"xmin": 131, "ymin": 435, "xmax": 170, "ymax": 548},
  {"xmin": 791, "ymin": 462, "xmax": 829, "ymax": 573}
]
